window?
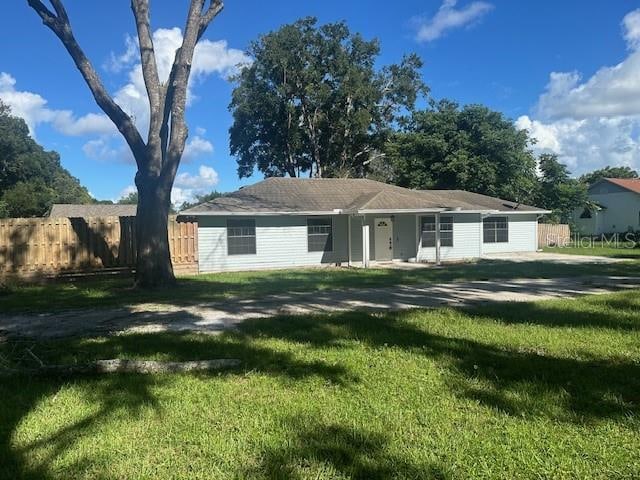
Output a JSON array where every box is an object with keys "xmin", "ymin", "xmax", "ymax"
[
  {"xmin": 483, "ymin": 216, "xmax": 508, "ymax": 243},
  {"xmin": 227, "ymin": 219, "xmax": 256, "ymax": 255},
  {"xmin": 308, "ymin": 217, "xmax": 333, "ymax": 252},
  {"xmin": 421, "ymin": 216, "xmax": 454, "ymax": 247}
]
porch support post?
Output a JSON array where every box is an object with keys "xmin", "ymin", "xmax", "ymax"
[
  {"xmin": 362, "ymin": 217, "xmax": 370, "ymax": 268},
  {"xmin": 435, "ymin": 213, "xmax": 441, "ymax": 266},
  {"xmin": 348, "ymin": 215, "xmax": 352, "ymax": 267}
]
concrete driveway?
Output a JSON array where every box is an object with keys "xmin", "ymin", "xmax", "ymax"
[
  {"xmin": 482, "ymin": 251, "xmax": 625, "ymax": 264},
  {"xmin": 1, "ymin": 275, "xmax": 639, "ymax": 340}
]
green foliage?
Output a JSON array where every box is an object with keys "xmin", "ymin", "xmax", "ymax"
[
  {"xmin": 230, "ymin": 17, "xmax": 427, "ymax": 179},
  {"xmin": 0, "ymin": 101, "xmax": 92, "ymax": 217},
  {"xmin": 118, "ymin": 191, "xmax": 139, "ymax": 205},
  {"xmin": 381, "ymin": 100, "xmax": 538, "ymax": 203},
  {"xmin": 579, "ymin": 165, "xmax": 639, "ymax": 185},
  {"xmin": 536, "ymin": 154, "xmax": 587, "ymax": 223}
]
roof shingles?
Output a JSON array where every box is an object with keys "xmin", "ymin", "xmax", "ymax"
[{"xmin": 180, "ymin": 178, "xmax": 546, "ymax": 215}]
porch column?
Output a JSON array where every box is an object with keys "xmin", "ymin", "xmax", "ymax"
[
  {"xmin": 362, "ymin": 217, "xmax": 370, "ymax": 268},
  {"xmin": 347, "ymin": 215, "xmax": 352, "ymax": 267},
  {"xmin": 435, "ymin": 213, "xmax": 441, "ymax": 266}
]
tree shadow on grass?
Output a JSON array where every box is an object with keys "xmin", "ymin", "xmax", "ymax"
[
  {"xmin": 239, "ymin": 309, "xmax": 640, "ymax": 424},
  {"xmin": 241, "ymin": 415, "xmax": 446, "ymax": 480},
  {"xmin": 0, "ymin": 329, "xmax": 353, "ymax": 480},
  {"xmin": 462, "ymin": 293, "xmax": 640, "ymax": 331}
]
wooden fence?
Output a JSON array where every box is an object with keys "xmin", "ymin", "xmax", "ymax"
[
  {"xmin": 0, "ymin": 216, "xmax": 198, "ymax": 278},
  {"xmin": 538, "ymin": 223, "xmax": 570, "ymax": 248}
]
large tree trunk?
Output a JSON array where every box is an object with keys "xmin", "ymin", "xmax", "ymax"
[{"xmin": 135, "ymin": 175, "xmax": 175, "ymax": 288}]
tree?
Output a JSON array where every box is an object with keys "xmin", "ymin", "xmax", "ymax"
[
  {"xmin": 229, "ymin": 17, "xmax": 426, "ymax": 179},
  {"xmin": 579, "ymin": 166, "xmax": 638, "ymax": 186},
  {"xmin": 118, "ymin": 192, "xmax": 139, "ymax": 205},
  {"xmin": 27, "ymin": 0, "xmax": 224, "ymax": 287},
  {"xmin": 0, "ymin": 101, "xmax": 92, "ymax": 217},
  {"xmin": 536, "ymin": 154, "xmax": 587, "ymax": 223},
  {"xmin": 381, "ymin": 100, "xmax": 538, "ymax": 203}
]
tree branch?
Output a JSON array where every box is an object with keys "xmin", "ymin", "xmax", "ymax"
[
  {"xmin": 131, "ymin": 0, "xmax": 162, "ymax": 146},
  {"xmin": 160, "ymin": 0, "xmax": 222, "ymax": 185},
  {"xmin": 27, "ymin": 0, "xmax": 147, "ymax": 167}
]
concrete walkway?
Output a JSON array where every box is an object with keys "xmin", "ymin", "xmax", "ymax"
[{"xmin": 1, "ymin": 275, "xmax": 639, "ymax": 340}]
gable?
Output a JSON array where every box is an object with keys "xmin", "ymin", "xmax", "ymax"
[{"xmin": 589, "ymin": 181, "xmax": 632, "ymax": 195}]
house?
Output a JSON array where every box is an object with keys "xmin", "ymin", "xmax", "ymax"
[
  {"xmin": 573, "ymin": 178, "xmax": 640, "ymax": 235},
  {"xmin": 180, "ymin": 178, "xmax": 549, "ymax": 272},
  {"xmin": 49, "ymin": 204, "xmax": 137, "ymax": 218}
]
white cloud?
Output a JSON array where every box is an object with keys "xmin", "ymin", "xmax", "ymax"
[
  {"xmin": 113, "ymin": 28, "xmax": 251, "ymax": 135},
  {"xmin": 183, "ymin": 135, "xmax": 214, "ymax": 162},
  {"xmin": 518, "ymin": 8, "xmax": 640, "ymax": 176},
  {"xmin": 0, "ymin": 72, "xmax": 114, "ymax": 137},
  {"xmin": 172, "ymin": 165, "xmax": 219, "ymax": 206},
  {"xmin": 118, "ymin": 185, "xmax": 137, "ymax": 201},
  {"xmin": 82, "ymin": 137, "xmax": 134, "ymax": 163},
  {"xmin": 104, "ymin": 34, "xmax": 138, "ymax": 73},
  {"xmin": 623, "ymin": 9, "xmax": 640, "ymax": 50},
  {"xmin": 413, "ymin": 0, "xmax": 494, "ymax": 43}
]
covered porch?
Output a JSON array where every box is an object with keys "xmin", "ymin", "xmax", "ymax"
[{"xmin": 344, "ymin": 211, "xmax": 469, "ymax": 268}]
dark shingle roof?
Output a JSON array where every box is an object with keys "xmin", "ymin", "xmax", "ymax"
[
  {"xmin": 180, "ymin": 178, "xmax": 546, "ymax": 215},
  {"xmin": 49, "ymin": 204, "xmax": 137, "ymax": 218}
]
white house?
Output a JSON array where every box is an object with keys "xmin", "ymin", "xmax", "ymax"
[
  {"xmin": 573, "ymin": 178, "xmax": 640, "ymax": 235},
  {"xmin": 181, "ymin": 178, "xmax": 549, "ymax": 272}
]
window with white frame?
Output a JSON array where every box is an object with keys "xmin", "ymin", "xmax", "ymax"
[
  {"xmin": 421, "ymin": 216, "xmax": 454, "ymax": 247},
  {"xmin": 483, "ymin": 216, "xmax": 508, "ymax": 243},
  {"xmin": 227, "ymin": 219, "xmax": 256, "ymax": 255},
  {"xmin": 307, "ymin": 217, "xmax": 333, "ymax": 252}
]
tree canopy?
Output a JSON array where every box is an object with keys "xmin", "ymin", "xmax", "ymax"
[
  {"xmin": 0, "ymin": 101, "xmax": 92, "ymax": 217},
  {"xmin": 535, "ymin": 154, "xmax": 587, "ymax": 223},
  {"xmin": 579, "ymin": 166, "xmax": 638, "ymax": 186},
  {"xmin": 229, "ymin": 17, "xmax": 427, "ymax": 179},
  {"xmin": 379, "ymin": 100, "xmax": 538, "ymax": 203}
]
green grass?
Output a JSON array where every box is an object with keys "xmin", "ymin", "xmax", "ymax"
[
  {"xmin": 2, "ymin": 259, "xmax": 640, "ymax": 314},
  {"xmin": 1, "ymin": 291, "xmax": 639, "ymax": 479},
  {"xmin": 544, "ymin": 242, "xmax": 640, "ymax": 258}
]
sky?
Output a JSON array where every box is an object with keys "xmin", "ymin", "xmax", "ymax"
[{"xmin": 1, "ymin": 0, "xmax": 640, "ymax": 205}]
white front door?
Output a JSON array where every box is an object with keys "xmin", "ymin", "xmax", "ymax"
[{"xmin": 374, "ymin": 217, "xmax": 393, "ymax": 261}]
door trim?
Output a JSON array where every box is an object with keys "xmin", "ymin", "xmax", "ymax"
[{"xmin": 374, "ymin": 217, "xmax": 393, "ymax": 261}]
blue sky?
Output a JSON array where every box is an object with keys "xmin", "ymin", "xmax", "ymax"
[{"xmin": 2, "ymin": 0, "xmax": 640, "ymax": 204}]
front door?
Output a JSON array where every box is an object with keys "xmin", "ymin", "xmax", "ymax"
[{"xmin": 374, "ymin": 217, "xmax": 393, "ymax": 261}]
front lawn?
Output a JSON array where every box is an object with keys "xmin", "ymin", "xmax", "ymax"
[
  {"xmin": 544, "ymin": 242, "xmax": 640, "ymax": 258},
  {"xmin": 2, "ymin": 258, "xmax": 640, "ymax": 313},
  {"xmin": 1, "ymin": 291, "xmax": 638, "ymax": 479}
]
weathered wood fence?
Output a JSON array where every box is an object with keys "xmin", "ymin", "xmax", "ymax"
[
  {"xmin": 0, "ymin": 216, "xmax": 198, "ymax": 278},
  {"xmin": 538, "ymin": 223, "xmax": 570, "ymax": 248}
]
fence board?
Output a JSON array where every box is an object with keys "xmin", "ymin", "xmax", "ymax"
[
  {"xmin": 538, "ymin": 223, "xmax": 570, "ymax": 248},
  {"xmin": 0, "ymin": 215, "xmax": 198, "ymax": 278}
]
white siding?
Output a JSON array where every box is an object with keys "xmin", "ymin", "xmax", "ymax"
[
  {"xmin": 417, "ymin": 213, "xmax": 482, "ymax": 262},
  {"xmin": 480, "ymin": 214, "xmax": 538, "ymax": 254},
  {"xmin": 198, "ymin": 215, "xmax": 348, "ymax": 272},
  {"xmin": 197, "ymin": 212, "xmax": 539, "ymax": 272},
  {"xmin": 576, "ymin": 191, "xmax": 640, "ymax": 234}
]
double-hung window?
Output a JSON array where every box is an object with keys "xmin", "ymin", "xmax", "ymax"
[
  {"xmin": 227, "ymin": 219, "xmax": 256, "ymax": 255},
  {"xmin": 307, "ymin": 217, "xmax": 333, "ymax": 252},
  {"xmin": 483, "ymin": 216, "xmax": 508, "ymax": 243},
  {"xmin": 421, "ymin": 216, "xmax": 454, "ymax": 247}
]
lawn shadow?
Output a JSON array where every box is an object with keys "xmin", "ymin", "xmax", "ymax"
[
  {"xmin": 241, "ymin": 414, "xmax": 446, "ymax": 479},
  {"xmin": 0, "ymin": 329, "xmax": 354, "ymax": 480},
  {"xmin": 239, "ymin": 309, "xmax": 639, "ymax": 424}
]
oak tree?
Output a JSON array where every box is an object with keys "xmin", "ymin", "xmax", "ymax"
[{"xmin": 26, "ymin": 0, "xmax": 223, "ymax": 287}]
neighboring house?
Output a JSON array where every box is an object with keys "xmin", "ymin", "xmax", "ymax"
[
  {"xmin": 573, "ymin": 178, "xmax": 640, "ymax": 235},
  {"xmin": 180, "ymin": 178, "xmax": 549, "ymax": 272},
  {"xmin": 49, "ymin": 204, "xmax": 137, "ymax": 218}
]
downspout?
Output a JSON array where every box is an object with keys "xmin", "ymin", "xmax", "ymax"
[
  {"xmin": 348, "ymin": 214, "xmax": 352, "ymax": 267},
  {"xmin": 536, "ymin": 214, "xmax": 544, "ymax": 251},
  {"xmin": 435, "ymin": 213, "xmax": 441, "ymax": 266}
]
